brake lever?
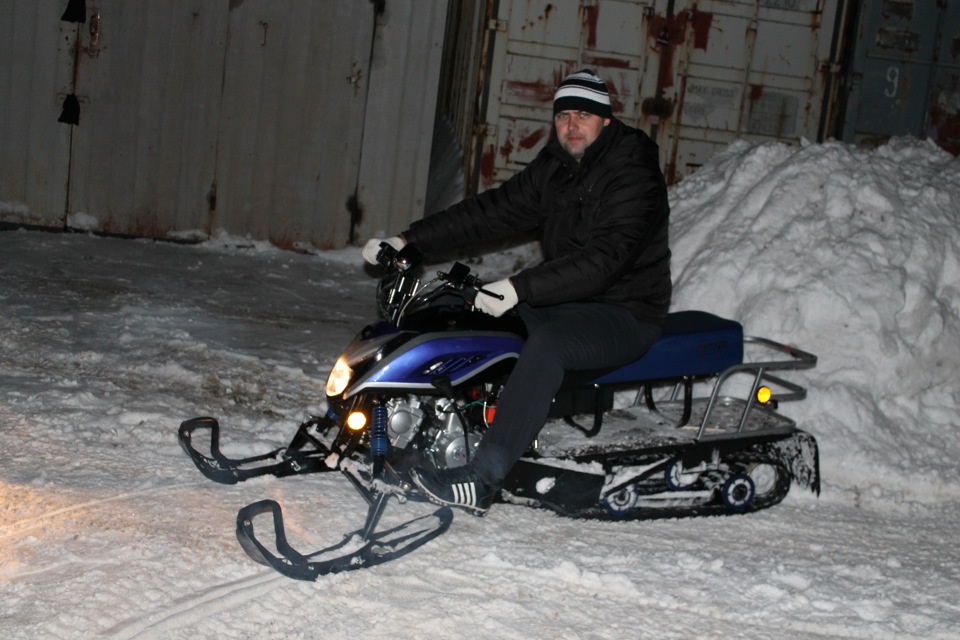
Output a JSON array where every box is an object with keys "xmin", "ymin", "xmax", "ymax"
[{"xmin": 477, "ymin": 287, "xmax": 505, "ymax": 301}]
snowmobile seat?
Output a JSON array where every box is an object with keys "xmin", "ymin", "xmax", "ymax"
[
  {"xmin": 590, "ymin": 310, "xmax": 743, "ymax": 385},
  {"xmin": 549, "ymin": 311, "xmax": 744, "ymax": 435}
]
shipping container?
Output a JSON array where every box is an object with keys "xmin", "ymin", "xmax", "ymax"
[{"xmin": 840, "ymin": 0, "xmax": 960, "ymax": 155}]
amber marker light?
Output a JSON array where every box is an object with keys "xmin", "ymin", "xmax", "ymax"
[
  {"xmin": 756, "ymin": 386, "xmax": 773, "ymax": 404},
  {"xmin": 347, "ymin": 411, "xmax": 367, "ymax": 431}
]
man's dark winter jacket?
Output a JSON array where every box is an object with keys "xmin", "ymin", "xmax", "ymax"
[{"xmin": 403, "ymin": 118, "xmax": 671, "ymax": 325}]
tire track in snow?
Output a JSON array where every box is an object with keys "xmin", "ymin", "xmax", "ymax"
[
  {"xmin": 0, "ymin": 481, "xmax": 207, "ymax": 541},
  {"xmin": 101, "ymin": 570, "xmax": 287, "ymax": 639}
]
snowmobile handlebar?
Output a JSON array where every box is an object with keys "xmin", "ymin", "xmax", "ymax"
[
  {"xmin": 376, "ymin": 242, "xmax": 497, "ymax": 296},
  {"xmin": 374, "ymin": 241, "xmax": 503, "ymax": 322}
]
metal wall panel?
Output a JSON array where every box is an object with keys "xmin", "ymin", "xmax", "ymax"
[
  {"xmin": 0, "ymin": 0, "xmax": 73, "ymax": 226},
  {"xmin": 66, "ymin": 1, "xmax": 227, "ymax": 237},
  {"xmin": 355, "ymin": 0, "xmax": 449, "ymax": 238},
  {"xmin": 213, "ymin": 0, "xmax": 374, "ymax": 249}
]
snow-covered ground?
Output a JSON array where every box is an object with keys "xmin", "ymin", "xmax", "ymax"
[{"xmin": 2, "ymin": 136, "xmax": 959, "ymax": 639}]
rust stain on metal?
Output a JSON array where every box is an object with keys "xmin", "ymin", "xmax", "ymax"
[
  {"xmin": 653, "ymin": 18, "xmax": 678, "ymax": 40},
  {"xmin": 930, "ymin": 78, "xmax": 960, "ymax": 155},
  {"xmin": 583, "ymin": 4, "xmax": 600, "ymax": 49},
  {"xmin": 499, "ymin": 137, "xmax": 513, "ymax": 162},
  {"xmin": 505, "ymin": 79, "xmax": 557, "ymax": 104},
  {"xmin": 520, "ymin": 3, "xmax": 556, "ymax": 32},
  {"xmin": 518, "ymin": 127, "xmax": 547, "ymax": 150},
  {"xmin": 480, "ymin": 143, "xmax": 496, "ymax": 187},
  {"xmin": 749, "ymin": 84, "xmax": 764, "ymax": 103},
  {"xmin": 498, "ymin": 127, "xmax": 546, "ymax": 166},
  {"xmin": 606, "ymin": 81, "xmax": 625, "ymax": 114},
  {"xmin": 269, "ymin": 236, "xmax": 297, "ymax": 253},
  {"xmin": 932, "ymin": 110, "xmax": 960, "ymax": 155},
  {"xmin": 648, "ymin": 8, "xmax": 712, "ymax": 92},
  {"xmin": 690, "ymin": 9, "xmax": 712, "ymax": 50}
]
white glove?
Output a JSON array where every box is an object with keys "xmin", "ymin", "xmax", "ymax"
[
  {"xmin": 475, "ymin": 279, "xmax": 519, "ymax": 317},
  {"xmin": 362, "ymin": 236, "xmax": 405, "ymax": 265}
]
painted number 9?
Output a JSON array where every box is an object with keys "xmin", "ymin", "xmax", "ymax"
[{"xmin": 884, "ymin": 66, "xmax": 900, "ymax": 98}]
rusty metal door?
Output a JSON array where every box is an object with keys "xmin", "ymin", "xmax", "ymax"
[
  {"xmin": 662, "ymin": 0, "xmax": 842, "ymax": 179},
  {"xmin": 841, "ymin": 0, "xmax": 959, "ymax": 153},
  {"xmin": 354, "ymin": 0, "xmax": 450, "ymax": 240},
  {"xmin": 461, "ymin": 0, "xmax": 843, "ymax": 189},
  {"xmin": 472, "ymin": 0, "xmax": 658, "ymax": 192},
  {"xmin": 210, "ymin": 0, "xmax": 376, "ymax": 249}
]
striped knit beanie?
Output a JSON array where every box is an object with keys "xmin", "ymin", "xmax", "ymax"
[{"xmin": 553, "ymin": 69, "xmax": 612, "ymax": 118}]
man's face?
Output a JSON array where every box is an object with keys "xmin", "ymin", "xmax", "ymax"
[{"xmin": 554, "ymin": 110, "xmax": 611, "ymax": 160}]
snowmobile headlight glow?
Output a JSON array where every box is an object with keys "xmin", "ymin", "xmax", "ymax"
[{"xmin": 325, "ymin": 358, "xmax": 353, "ymax": 397}]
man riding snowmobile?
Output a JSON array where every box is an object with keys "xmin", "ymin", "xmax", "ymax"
[
  {"xmin": 363, "ymin": 68, "xmax": 671, "ymax": 516},
  {"xmin": 180, "ymin": 68, "xmax": 820, "ymax": 581}
]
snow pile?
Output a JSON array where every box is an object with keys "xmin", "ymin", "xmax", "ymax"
[{"xmin": 668, "ymin": 137, "xmax": 960, "ymax": 507}]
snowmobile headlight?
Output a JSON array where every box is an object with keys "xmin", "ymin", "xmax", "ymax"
[
  {"xmin": 756, "ymin": 386, "xmax": 772, "ymax": 404},
  {"xmin": 325, "ymin": 358, "xmax": 353, "ymax": 397},
  {"xmin": 346, "ymin": 411, "xmax": 367, "ymax": 431}
]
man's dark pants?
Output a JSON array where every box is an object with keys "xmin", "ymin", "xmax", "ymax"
[{"xmin": 472, "ymin": 301, "xmax": 662, "ymax": 484}]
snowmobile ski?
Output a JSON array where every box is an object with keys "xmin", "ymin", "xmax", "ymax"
[
  {"xmin": 235, "ymin": 497, "xmax": 454, "ymax": 580},
  {"xmin": 178, "ymin": 416, "xmax": 339, "ymax": 484}
]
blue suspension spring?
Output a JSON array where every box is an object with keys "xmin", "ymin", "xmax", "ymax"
[{"xmin": 370, "ymin": 404, "xmax": 389, "ymax": 459}]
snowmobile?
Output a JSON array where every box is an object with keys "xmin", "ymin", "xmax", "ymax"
[{"xmin": 179, "ymin": 242, "xmax": 820, "ymax": 580}]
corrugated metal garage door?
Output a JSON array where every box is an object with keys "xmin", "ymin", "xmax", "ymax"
[
  {"xmin": 211, "ymin": 0, "xmax": 374, "ymax": 248},
  {"xmin": 1, "ymin": 0, "xmax": 446, "ymax": 249},
  {"xmin": 65, "ymin": 1, "xmax": 228, "ymax": 237},
  {"xmin": 0, "ymin": 0, "xmax": 73, "ymax": 227}
]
